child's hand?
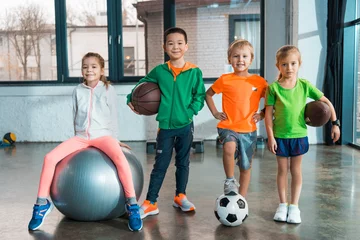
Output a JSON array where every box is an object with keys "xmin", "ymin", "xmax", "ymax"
[
  {"xmin": 331, "ymin": 125, "xmax": 340, "ymax": 143},
  {"xmin": 119, "ymin": 142, "xmax": 131, "ymax": 150},
  {"xmin": 267, "ymin": 137, "xmax": 277, "ymax": 154},
  {"xmin": 213, "ymin": 112, "xmax": 227, "ymax": 120},
  {"xmin": 127, "ymin": 102, "xmax": 140, "ymax": 115},
  {"xmin": 252, "ymin": 113, "xmax": 263, "ymax": 123}
]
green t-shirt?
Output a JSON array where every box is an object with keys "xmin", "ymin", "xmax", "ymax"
[{"xmin": 266, "ymin": 78, "xmax": 324, "ymax": 138}]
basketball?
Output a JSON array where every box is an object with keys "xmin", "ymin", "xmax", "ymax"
[
  {"xmin": 2, "ymin": 132, "xmax": 16, "ymax": 145},
  {"xmin": 131, "ymin": 82, "xmax": 161, "ymax": 115},
  {"xmin": 305, "ymin": 101, "xmax": 331, "ymax": 127}
]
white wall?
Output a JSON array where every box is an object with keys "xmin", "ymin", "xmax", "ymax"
[
  {"xmin": 0, "ymin": 2, "xmax": 328, "ymax": 143},
  {"xmin": 0, "ymin": 84, "xmax": 219, "ymax": 142}
]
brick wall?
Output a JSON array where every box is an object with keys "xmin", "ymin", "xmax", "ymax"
[{"xmin": 144, "ymin": 3, "xmax": 261, "ymax": 78}]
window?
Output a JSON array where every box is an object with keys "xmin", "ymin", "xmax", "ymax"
[
  {"xmin": 343, "ymin": 0, "xmax": 360, "ymax": 147},
  {"xmin": 229, "ymin": 14, "xmax": 261, "ymax": 74},
  {"xmin": 66, "ymin": 0, "xmax": 109, "ymax": 78},
  {"xmin": 123, "ymin": 47, "xmax": 135, "ymax": 76},
  {"xmin": 172, "ymin": 0, "xmax": 263, "ymax": 78},
  {"xmin": 0, "ymin": 1, "xmax": 56, "ymax": 81},
  {"xmin": 0, "ymin": 0, "xmax": 263, "ymax": 83}
]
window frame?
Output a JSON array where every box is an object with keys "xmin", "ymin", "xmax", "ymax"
[
  {"xmin": 229, "ymin": 13, "xmax": 264, "ymax": 77},
  {"xmin": 343, "ymin": 0, "xmax": 360, "ymax": 147},
  {"xmin": 0, "ymin": 0, "xmax": 265, "ymax": 85}
]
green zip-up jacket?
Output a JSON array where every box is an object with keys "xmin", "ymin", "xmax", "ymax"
[{"xmin": 127, "ymin": 61, "xmax": 205, "ymax": 129}]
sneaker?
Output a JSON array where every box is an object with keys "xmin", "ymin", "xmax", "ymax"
[
  {"xmin": 28, "ymin": 199, "xmax": 54, "ymax": 231},
  {"xmin": 224, "ymin": 178, "xmax": 240, "ymax": 196},
  {"xmin": 273, "ymin": 203, "xmax": 288, "ymax": 222},
  {"xmin": 140, "ymin": 200, "xmax": 159, "ymax": 219},
  {"xmin": 287, "ymin": 205, "xmax": 301, "ymax": 224},
  {"xmin": 173, "ymin": 193, "xmax": 196, "ymax": 212},
  {"xmin": 126, "ymin": 204, "xmax": 143, "ymax": 231}
]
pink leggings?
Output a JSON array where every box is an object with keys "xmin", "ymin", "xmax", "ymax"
[{"xmin": 37, "ymin": 136, "xmax": 136, "ymax": 198}]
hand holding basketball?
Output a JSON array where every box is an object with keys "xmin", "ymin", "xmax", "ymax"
[
  {"xmin": 304, "ymin": 101, "xmax": 331, "ymax": 127},
  {"xmin": 131, "ymin": 82, "xmax": 161, "ymax": 116}
]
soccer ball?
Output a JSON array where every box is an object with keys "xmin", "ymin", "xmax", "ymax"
[{"xmin": 214, "ymin": 194, "xmax": 248, "ymax": 227}]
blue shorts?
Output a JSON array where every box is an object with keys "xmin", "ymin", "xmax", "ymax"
[
  {"xmin": 275, "ymin": 137, "xmax": 309, "ymax": 157},
  {"xmin": 217, "ymin": 128, "xmax": 257, "ymax": 170}
]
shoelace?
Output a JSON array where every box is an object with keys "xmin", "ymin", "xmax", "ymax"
[
  {"xmin": 128, "ymin": 205, "xmax": 140, "ymax": 217},
  {"xmin": 224, "ymin": 179, "xmax": 240, "ymax": 187},
  {"xmin": 32, "ymin": 205, "xmax": 47, "ymax": 219}
]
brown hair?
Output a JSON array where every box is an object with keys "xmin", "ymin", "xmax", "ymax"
[
  {"xmin": 275, "ymin": 45, "xmax": 302, "ymax": 80},
  {"xmin": 227, "ymin": 39, "xmax": 254, "ymax": 63},
  {"xmin": 81, "ymin": 52, "xmax": 110, "ymax": 88}
]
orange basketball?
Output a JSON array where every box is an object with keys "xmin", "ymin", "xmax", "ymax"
[
  {"xmin": 131, "ymin": 82, "xmax": 161, "ymax": 115},
  {"xmin": 305, "ymin": 101, "xmax": 331, "ymax": 127}
]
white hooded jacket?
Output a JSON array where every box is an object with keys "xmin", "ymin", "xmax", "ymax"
[{"xmin": 72, "ymin": 81, "xmax": 118, "ymax": 140}]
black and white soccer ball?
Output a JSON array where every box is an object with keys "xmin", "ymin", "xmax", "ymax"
[{"xmin": 214, "ymin": 194, "xmax": 248, "ymax": 227}]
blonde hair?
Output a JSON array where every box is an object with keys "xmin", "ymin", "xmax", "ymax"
[
  {"xmin": 81, "ymin": 52, "xmax": 110, "ymax": 88},
  {"xmin": 227, "ymin": 39, "xmax": 254, "ymax": 63},
  {"xmin": 275, "ymin": 45, "xmax": 302, "ymax": 80}
]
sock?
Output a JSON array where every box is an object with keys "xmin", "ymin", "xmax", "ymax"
[
  {"xmin": 36, "ymin": 197, "xmax": 47, "ymax": 205},
  {"xmin": 279, "ymin": 203, "xmax": 288, "ymax": 207},
  {"xmin": 226, "ymin": 176, "xmax": 235, "ymax": 180},
  {"xmin": 127, "ymin": 197, "xmax": 137, "ymax": 205}
]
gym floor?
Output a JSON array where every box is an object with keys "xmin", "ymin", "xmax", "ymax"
[{"xmin": 0, "ymin": 141, "xmax": 359, "ymax": 240}]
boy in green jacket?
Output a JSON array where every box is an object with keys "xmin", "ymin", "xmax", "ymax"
[{"xmin": 127, "ymin": 27, "xmax": 205, "ymax": 219}]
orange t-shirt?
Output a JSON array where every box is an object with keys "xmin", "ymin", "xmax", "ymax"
[
  {"xmin": 167, "ymin": 62, "xmax": 187, "ymax": 80},
  {"xmin": 211, "ymin": 73, "xmax": 268, "ymax": 133}
]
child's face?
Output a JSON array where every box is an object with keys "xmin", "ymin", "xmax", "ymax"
[
  {"xmin": 229, "ymin": 46, "xmax": 253, "ymax": 74},
  {"xmin": 82, "ymin": 57, "xmax": 104, "ymax": 85},
  {"xmin": 163, "ymin": 33, "xmax": 188, "ymax": 61},
  {"xmin": 277, "ymin": 53, "xmax": 300, "ymax": 79}
]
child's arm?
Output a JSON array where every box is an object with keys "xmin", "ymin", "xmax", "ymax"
[
  {"xmin": 318, "ymin": 96, "xmax": 341, "ymax": 142},
  {"xmin": 119, "ymin": 141, "xmax": 131, "ymax": 150},
  {"xmin": 252, "ymin": 108, "xmax": 265, "ymax": 123},
  {"xmin": 108, "ymin": 87, "xmax": 119, "ymax": 139},
  {"xmin": 188, "ymin": 70, "xmax": 206, "ymax": 116},
  {"xmin": 72, "ymin": 88, "xmax": 77, "ymax": 135},
  {"xmin": 264, "ymin": 105, "xmax": 277, "ymax": 154},
  {"xmin": 205, "ymin": 87, "xmax": 227, "ymax": 120},
  {"xmin": 126, "ymin": 67, "xmax": 159, "ymax": 113}
]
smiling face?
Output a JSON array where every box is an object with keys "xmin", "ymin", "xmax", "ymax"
[
  {"xmin": 82, "ymin": 56, "xmax": 104, "ymax": 86},
  {"xmin": 163, "ymin": 32, "xmax": 188, "ymax": 61},
  {"xmin": 229, "ymin": 46, "xmax": 253, "ymax": 75}
]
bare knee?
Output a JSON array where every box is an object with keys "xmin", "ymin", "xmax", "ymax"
[{"xmin": 223, "ymin": 142, "xmax": 236, "ymax": 158}]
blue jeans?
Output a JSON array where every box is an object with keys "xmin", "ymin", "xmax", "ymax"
[{"xmin": 146, "ymin": 123, "xmax": 194, "ymax": 202}]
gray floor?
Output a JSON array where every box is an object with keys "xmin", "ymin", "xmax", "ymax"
[{"xmin": 0, "ymin": 141, "xmax": 359, "ymax": 240}]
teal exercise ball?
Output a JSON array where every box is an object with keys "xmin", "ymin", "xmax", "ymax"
[{"xmin": 50, "ymin": 147, "xmax": 143, "ymax": 221}]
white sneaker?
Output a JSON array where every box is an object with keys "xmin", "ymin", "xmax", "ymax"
[
  {"xmin": 223, "ymin": 178, "xmax": 240, "ymax": 196},
  {"xmin": 287, "ymin": 205, "xmax": 301, "ymax": 224},
  {"xmin": 273, "ymin": 203, "xmax": 288, "ymax": 222}
]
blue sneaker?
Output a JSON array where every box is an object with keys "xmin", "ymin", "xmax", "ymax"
[
  {"xmin": 28, "ymin": 199, "xmax": 54, "ymax": 231},
  {"xmin": 126, "ymin": 204, "xmax": 143, "ymax": 231}
]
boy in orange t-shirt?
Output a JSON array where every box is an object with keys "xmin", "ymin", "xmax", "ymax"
[{"xmin": 206, "ymin": 39, "xmax": 268, "ymax": 199}]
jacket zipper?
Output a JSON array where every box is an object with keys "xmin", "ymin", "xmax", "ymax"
[
  {"xmin": 169, "ymin": 70, "xmax": 177, "ymax": 129},
  {"xmin": 86, "ymin": 88, "xmax": 94, "ymax": 139}
]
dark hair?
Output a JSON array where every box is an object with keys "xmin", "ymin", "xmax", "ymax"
[
  {"xmin": 164, "ymin": 27, "xmax": 187, "ymax": 44},
  {"xmin": 227, "ymin": 39, "xmax": 254, "ymax": 63},
  {"xmin": 81, "ymin": 52, "xmax": 110, "ymax": 88},
  {"xmin": 275, "ymin": 45, "xmax": 302, "ymax": 80}
]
